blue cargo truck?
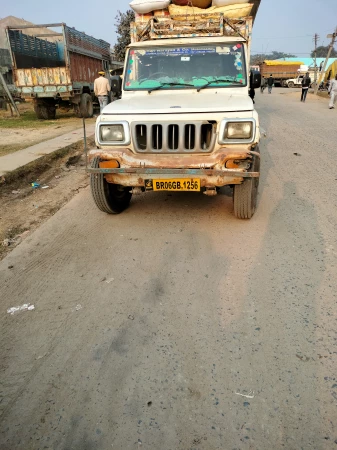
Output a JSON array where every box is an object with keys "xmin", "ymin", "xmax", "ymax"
[{"xmin": 6, "ymin": 23, "xmax": 111, "ymax": 119}]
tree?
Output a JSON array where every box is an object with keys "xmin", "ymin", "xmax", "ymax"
[
  {"xmin": 251, "ymin": 51, "xmax": 296, "ymax": 66},
  {"xmin": 113, "ymin": 10, "xmax": 135, "ymax": 62},
  {"xmin": 311, "ymin": 45, "xmax": 337, "ymax": 58}
]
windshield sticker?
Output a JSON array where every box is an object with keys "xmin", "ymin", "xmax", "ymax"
[
  {"xmin": 216, "ymin": 46, "xmax": 231, "ymax": 54},
  {"xmin": 232, "ymin": 44, "xmax": 242, "ymax": 52},
  {"xmin": 181, "ymin": 57, "xmax": 190, "ymax": 61},
  {"xmin": 144, "ymin": 47, "xmax": 216, "ymax": 56}
]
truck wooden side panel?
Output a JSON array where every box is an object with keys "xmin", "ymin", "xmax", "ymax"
[
  {"xmin": 260, "ymin": 63, "xmax": 302, "ymax": 80},
  {"xmin": 68, "ymin": 53, "xmax": 103, "ymax": 84},
  {"xmin": 15, "ymin": 67, "xmax": 71, "ymax": 86}
]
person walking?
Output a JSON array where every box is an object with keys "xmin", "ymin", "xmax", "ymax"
[
  {"xmin": 94, "ymin": 71, "xmax": 111, "ymax": 114},
  {"xmin": 301, "ymin": 72, "xmax": 311, "ymax": 102},
  {"xmin": 260, "ymin": 76, "xmax": 266, "ymax": 93},
  {"xmin": 267, "ymin": 74, "xmax": 274, "ymax": 94},
  {"xmin": 328, "ymin": 75, "xmax": 337, "ymax": 109}
]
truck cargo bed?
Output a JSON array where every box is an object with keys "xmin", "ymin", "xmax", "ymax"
[{"xmin": 6, "ymin": 24, "xmax": 110, "ymax": 97}]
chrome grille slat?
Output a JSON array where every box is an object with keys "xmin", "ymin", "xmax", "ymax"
[{"xmin": 132, "ymin": 121, "xmax": 216, "ymax": 154}]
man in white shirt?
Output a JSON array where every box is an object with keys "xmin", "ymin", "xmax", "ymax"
[
  {"xmin": 94, "ymin": 71, "xmax": 111, "ymax": 113},
  {"xmin": 328, "ymin": 75, "xmax": 337, "ymax": 109}
]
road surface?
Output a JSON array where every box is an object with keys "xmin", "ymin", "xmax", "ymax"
[{"xmin": 1, "ymin": 89, "xmax": 337, "ymax": 450}]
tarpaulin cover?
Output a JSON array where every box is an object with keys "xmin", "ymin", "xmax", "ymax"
[{"xmin": 263, "ymin": 60, "xmax": 304, "ymax": 66}]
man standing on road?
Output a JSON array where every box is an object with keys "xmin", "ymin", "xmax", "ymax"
[
  {"xmin": 301, "ymin": 72, "xmax": 311, "ymax": 102},
  {"xmin": 267, "ymin": 74, "xmax": 274, "ymax": 94},
  {"xmin": 94, "ymin": 71, "xmax": 111, "ymax": 114},
  {"xmin": 328, "ymin": 75, "xmax": 337, "ymax": 109},
  {"xmin": 260, "ymin": 76, "xmax": 266, "ymax": 93}
]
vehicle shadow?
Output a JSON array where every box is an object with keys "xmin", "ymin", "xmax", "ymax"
[{"xmin": 227, "ymin": 180, "xmax": 326, "ymax": 448}]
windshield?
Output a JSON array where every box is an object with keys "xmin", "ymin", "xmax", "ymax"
[{"xmin": 124, "ymin": 44, "xmax": 246, "ymax": 91}]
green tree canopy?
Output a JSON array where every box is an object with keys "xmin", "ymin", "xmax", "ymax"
[
  {"xmin": 251, "ymin": 51, "xmax": 296, "ymax": 65},
  {"xmin": 113, "ymin": 9, "xmax": 135, "ymax": 62},
  {"xmin": 311, "ymin": 45, "xmax": 337, "ymax": 58}
]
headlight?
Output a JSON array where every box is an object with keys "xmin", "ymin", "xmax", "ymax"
[
  {"xmin": 224, "ymin": 122, "xmax": 253, "ymax": 139},
  {"xmin": 97, "ymin": 121, "xmax": 131, "ymax": 146},
  {"xmin": 219, "ymin": 120, "xmax": 256, "ymax": 144},
  {"xmin": 100, "ymin": 125, "xmax": 124, "ymax": 142}
]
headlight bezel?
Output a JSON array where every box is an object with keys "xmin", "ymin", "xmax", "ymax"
[
  {"xmin": 218, "ymin": 118, "xmax": 256, "ymax": 144},
  {"xmin": 97, "ymin": 121, "xmax": 131, "ymax": 146}
]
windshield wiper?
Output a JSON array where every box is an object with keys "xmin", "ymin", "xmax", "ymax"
[
  {"xmin": 197, "ymin": 78, "xmax": 243, "ymax": 92},
  {"xmin": 148, "ymin": 82, "xmax": 195, "ymax": 94}
]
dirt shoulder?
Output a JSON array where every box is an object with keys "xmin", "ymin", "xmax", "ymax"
[
  {"xmin": 0, "ymin": 138, "xmax": 94, "ymax": 260},
  {"xmin": 0, "ymin": 102, "xmax": 95, "ymax": 156}
]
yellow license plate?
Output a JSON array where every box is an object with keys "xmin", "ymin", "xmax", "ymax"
[{"xmin": 150, "ymin": 179, "xmax": 200, "ymax": 191}]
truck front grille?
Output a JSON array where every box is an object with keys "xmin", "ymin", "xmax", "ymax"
[{"xmin": 132, "ymin": 121, "xmax": 216, "ymax": 153}]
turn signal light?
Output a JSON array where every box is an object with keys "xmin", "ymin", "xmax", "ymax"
[
  {"xmin": 225, "ymin": 160, "xmax": 251, "ymax": 170},
  {"xmin": 99, "ymin": 160, "xmax": 120, "ymax": 169}
]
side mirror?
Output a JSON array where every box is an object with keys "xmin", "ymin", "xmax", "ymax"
[
  {"xmin": 250, "ymin": 72, "xmax": 261, "ymax": 89},
  {"xmin": 110, "ymin": 75, "xmax": 122, "ymax": 95}
]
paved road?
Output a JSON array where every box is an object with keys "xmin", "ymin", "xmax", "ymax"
[{"xmin": 1, "ymin": 89, "xmax": 337, "ymax": 450}]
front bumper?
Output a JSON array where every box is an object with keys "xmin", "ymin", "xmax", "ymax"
[{"xmin": 87, "ymin": 147, "xmax": 260, "ymax": 187}]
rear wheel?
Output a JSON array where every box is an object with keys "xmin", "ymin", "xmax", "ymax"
[
  {"xmin": 34, "ymin": 100, "xmax": 56, "ymax": 120},
  {"xmin": 90, "ymin": 157, "xmax": 132, "ymax": 214},
  {"xmin": 233, "ymin": 156, "xmax": 260, "ymax": 220},
  {"xmin": 79, "ymin": 93, "xmax": 93, "ymax": 118}
]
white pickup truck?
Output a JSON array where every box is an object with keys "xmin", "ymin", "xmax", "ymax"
[
  {"xmin": 88, "ymin": 1, "xmax": 262, "ymax": 219},
  {"xmin": 286, "ymin": 73, "xmax": 314, "ymax": 88}
]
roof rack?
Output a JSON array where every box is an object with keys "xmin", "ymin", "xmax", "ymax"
[{"xmin": 131, "ymin": 14, "xmax": 252, "ymax": 43}]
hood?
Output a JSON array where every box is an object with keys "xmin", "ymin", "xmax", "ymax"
[{"xmin": 102, "ymin": 91, "xmax": 253, "ymax": 115}]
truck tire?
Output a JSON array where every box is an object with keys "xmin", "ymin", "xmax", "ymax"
[
  {"xmin": 233, "ymin": 156, "xmax": 260, "ymax": 220},
  {"xmin": 34, "ymin": 101, "xmax": 56, "ymax": 120},
  {"xmin": 288, "ymin": 81, "xmax": 295, "ymax": 88},
  {"xmin": 79, "ymin": 93, "xmax": 93, "ymax": 118},
  {"xmin": 90, "ymin": 157, "xmax": 132, "ymax": 214}
]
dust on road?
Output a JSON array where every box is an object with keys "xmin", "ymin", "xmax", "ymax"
[{"xmin": 0, "ymin": 89, "xmax": 336, "ymax": 450}]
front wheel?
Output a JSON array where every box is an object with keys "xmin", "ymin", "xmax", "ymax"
[
  {"xmin": 288, "ymin": 82, "xmax": 295, "ymax": 88},
  {"xmin": 90, "ymin": 157, "xmax": 132, "ymax": 214},
  {"xmin": 233, "ymin": 157, "xmax": 260, "ymax": 220}
]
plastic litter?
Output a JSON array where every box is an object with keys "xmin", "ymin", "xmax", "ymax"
[
  {"xmin": 7, "ymin": 303, "xmax": 35, "ymax": 315},
  {"xmin": 31, "ymin": 182, "xmax": 40, "ymax": 189},
  {"xmin": 41, "ymin": 186, "xmax": 49, "ymax": 189},
  {"xmin": 2, "ymin": 238, "xmax": 14, "ymax": 247},
  {"xmin": 235, "ymin": 390, "xmax": 255, "ymax": 399}
]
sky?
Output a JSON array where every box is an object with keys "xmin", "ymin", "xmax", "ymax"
[{"xmin": 2, "ymin": 0, "xmax": 337, "ymax": 57}]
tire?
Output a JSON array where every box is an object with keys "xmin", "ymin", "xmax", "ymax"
[
  {"xmin": 288, "ymin": 82, "xmax": 295, "ymax": 88},
  {"xmin": 79, "ymin": 93, "xmax": 93, "ymax": 118},
  {"xmin": 233, "ymin": 156, "xmax": 260, "ymax": 220},
  {"xmin": 90, "ymin": 157, "xmax": 132, "ymax": 214},
  {"xmin": 34, "ymin": 101, "xmax": 56, "ymax": 120}
]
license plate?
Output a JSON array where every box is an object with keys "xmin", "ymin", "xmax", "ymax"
[{"xmin": 146, "ymin": 179, "xmax": 200, "ymax": 192}]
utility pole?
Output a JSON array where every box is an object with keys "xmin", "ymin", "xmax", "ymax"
[
  {"xmin": 313, "ymin": 33, "xmax": 319, "ymax": 84},
  {"xmin": 315, "ymin": 28, "xmax": 337, "ymax": 94},
  {"xmin": 0, "ymin": 72, "xmax": 20, "ymax": 117}
]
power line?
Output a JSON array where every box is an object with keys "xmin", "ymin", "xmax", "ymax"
[{"xmin": 253, "ymin": 36, "xmax": 312, "ymax": 40}]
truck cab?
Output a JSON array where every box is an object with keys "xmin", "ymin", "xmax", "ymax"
[{"xmin": 88, "ymin": 2, "xmax": 262, "ymax": 219}]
